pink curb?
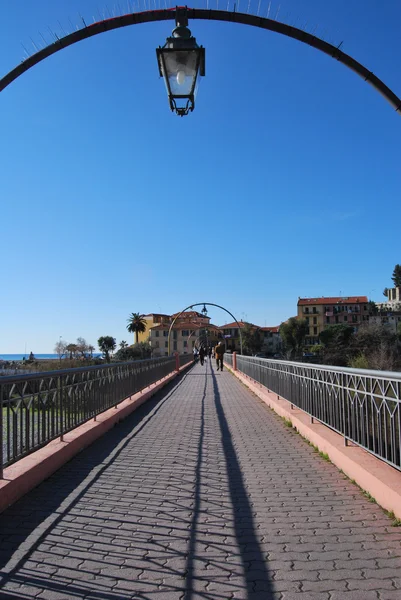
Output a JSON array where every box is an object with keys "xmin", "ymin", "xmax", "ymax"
[
  {"xmin": 227, "ymin": 365, "xmax": 401, "ymax": 520},
  {"xmin": 0, "ymin": 361, "xmax": 193, "ymax": 514}
]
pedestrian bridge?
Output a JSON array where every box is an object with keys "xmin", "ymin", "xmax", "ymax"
[{"xmin": 1, "ymin": 357, "xmax": 401, "ymax": 599}]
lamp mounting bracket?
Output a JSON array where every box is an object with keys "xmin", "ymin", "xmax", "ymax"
[{"xmin": 175, "ymin": 6, "xmax": 189, "ymax": 28}]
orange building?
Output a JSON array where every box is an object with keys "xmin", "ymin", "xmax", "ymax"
[{"xmin": 297, "ymin": 296, "xmax": 369, "ymax": 344}]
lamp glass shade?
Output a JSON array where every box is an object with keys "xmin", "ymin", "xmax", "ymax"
[{"xmin": 160, "ymin": 49, "xmax": 201, "ymax": 97}]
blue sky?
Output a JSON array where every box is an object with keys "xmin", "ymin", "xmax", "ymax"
[{"xmin": 0, "ymin": 0, "xmax": 400, "ymax": 353}]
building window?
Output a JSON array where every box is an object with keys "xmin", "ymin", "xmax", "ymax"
[
  {"xmin": 173, "ymin": 341, "xmax": 177, "ymax": 351},
  {"xmin": 313, "ymin": 327, "xmax": 318, "ymax": 335},
  {"xmin": 344, "ymin": 315, "xmax": 348, "ymax": 322},
  {"xmin": 155, "ymin": 341, "xmax": 159, "ymax": 348},
  {"xmin": 163, "ymin": 330, "xmax": 168, "ymax": 337},
  {"xmin": 173, "ymin": 331, "xmax": 177, "ymax": 340},
  {"xmin": 165, "ymin": 341, "xmax": 168, "ymax": 348},
  {"xmin": 313, "ymin": 317, "xmax": 317, "ymax": 325},
  {"xmin": 184, "ymin": 341, "xmax": 187, "ymax": 348},
  {"xmin": 352, "ymin": 315, "xmax": 357, "ymax": 323},
  {"xmin": 326, "ymin": 317, "xmax": 330, "ymax": 324},
  {"xmin": 312, "ymin": 307, "xmax": 317, "ymax": 314},
  {"xmin": 155, "ymin": 331, "xmax": 159, "ymax": 337},
  {"xmin": 304, "ymin": 307, "xmax": 309, "ymax": 314},
  {"xmin": 305, "ymin": 317, "xmax": 309, "ymax": 325},
  {"xmin": 182, "ymin": 330, "xmax": 189, "ymax": 337},
  {"xmin": 335, "ymin": 316, "xmax": 339, "ymax": 324}
]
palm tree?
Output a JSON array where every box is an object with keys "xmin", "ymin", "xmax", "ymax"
[
  {"xmin": 120, "ymin": 340, "xmax": 129, "ymax": 349},
  {"xmin": 88, "ymin": 345, "xmax": 95, "ymax": 358},
  {"xmin": 66, "ymin": 343, "xmax": 78, "ymax": 360},
  {"xmin": 127, "ymin": 313, "xmax": 147, "ymax": 344}
]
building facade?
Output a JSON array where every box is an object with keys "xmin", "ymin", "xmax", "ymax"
[
  {"xmin": 297, "ymin": 296, "xmax": 369, "ymax": 345},
  {"xmin": 137, "ymin": 313, "xmax": 171, "ymax": 344},
  {"xmin": 148, "ymin": 311, "xmax": 219, "ymax": 356},
  {"xmin": 219, "ymin": 322, "xmax": 282, "ymax": 355},
  {"xmin": 260, "ymin": 326, "xmax": 282, "ymax": 355}
]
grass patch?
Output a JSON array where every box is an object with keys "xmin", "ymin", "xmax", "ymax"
[
  {"xmin": 385, "ymin": 510, "xmax": 401, "ymax": 527},
  {"xmin": 362, "ymin": 490, "xmax": 377, "ymax": 504},
  {"xmin": 339, "ymin": 470, "xmax": 401, "ymax": 526},
  {"xmin": 283, "ymin": 417, "xmax": 293, "ymax": 428}
]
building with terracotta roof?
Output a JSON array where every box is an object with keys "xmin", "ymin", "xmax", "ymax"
[
  {"xmin": 145, "ymin": 310, "xmax": 220, "ymax": 356},
  {"xmin": 297, "ymin": 296, "xmax": 369, "ymax": 344}
]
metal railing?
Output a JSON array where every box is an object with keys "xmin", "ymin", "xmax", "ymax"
[
  {"xmin": 0, "ymin": 356, "xmax": 189, "ymax": 474},
  {"xmin": 228, "ymin": 355, "xmax": 401, "ymax": 471},
  {"xmin": 179, "ymin": 354, "xmax": 193, "ymax": 368}
]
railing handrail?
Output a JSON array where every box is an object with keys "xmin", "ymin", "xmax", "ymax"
[
  {"xmin": 232, "ymin": 354, "xmax": 401, "ymax": 470},
  {"xmin": 1, "ymin": 354, "xmax": 193, "ymax": 473},
  {"xmin": 0, "ymin": 356, "xmax": 173, "ymax": 384},
  {"xmin": 236, "ymin": 354, "xmax": 401, "ymax": 382}
]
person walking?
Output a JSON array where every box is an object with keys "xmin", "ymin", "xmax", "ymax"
[
  {"xmin": 215, "ymin": 341, "xmax": 225, "ymax": 371},
  {"xmin": 208, "ymin": 346, "xmax": 212, "ymax": 360},
  {"xmin": 199, "ymin": 346, "xmax": 205, "ymax": 366}
]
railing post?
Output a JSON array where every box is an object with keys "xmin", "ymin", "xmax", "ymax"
[
  {"xmin": 233, "ymin": 352, "xmax": 237, "ymax": 371},
  {"xmin": 0, "ymin": 383, "xmax": 3, "ymax": 479},
  {"xmin": 175, "ymin": 352, "xmax": 180, "ymax": 373},
  {"xmin": 59, "ymin": 375, "xmax": 64, "ymax": 442}
]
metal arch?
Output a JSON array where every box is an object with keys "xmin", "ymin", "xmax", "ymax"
[
  {"xmin": 0, "ymin": 8, "xmax": 400, "ymax": 114},
  {"xmin": 167, "ymin": 302, "xmax": 243, "ymax": 355}
]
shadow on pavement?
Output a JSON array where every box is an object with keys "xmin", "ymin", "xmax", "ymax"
[
  {"xmin": 0, "ymin": 369, "xmax": 192, "ymax": 574},
  {"xmin": 211, "ymin": 368, "xmax": 276, "ymax": 599}
]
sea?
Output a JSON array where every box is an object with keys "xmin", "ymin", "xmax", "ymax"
[{"xmin": 0, "ymin": 354, "xmax": 101, "ymax": 361}]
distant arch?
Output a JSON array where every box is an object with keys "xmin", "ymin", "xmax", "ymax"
[
  {"xmin": 0, "ymin": 8, "xmax": 400, "ymax": 113},
  {"xmin": 167, "ymin": 302, "xmax": 243, "ymax": 355}
]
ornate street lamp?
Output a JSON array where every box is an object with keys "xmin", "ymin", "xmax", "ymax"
[
  {"xmin": 156, "ymin": 8, "xmax": 205, "ymax": 116},
  {"xmin": 201, "ymin": 304, "xmax": 208, "ymax": 317}
]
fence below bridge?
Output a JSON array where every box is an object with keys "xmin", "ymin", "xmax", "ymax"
[{"xmin": 225, "ymin": 354, "xmax": 401, "ymax": 472}]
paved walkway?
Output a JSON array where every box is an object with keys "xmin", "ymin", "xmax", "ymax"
[{"xmin": 0, "ymin": 361, "xmax": 401, "ymax": 600}]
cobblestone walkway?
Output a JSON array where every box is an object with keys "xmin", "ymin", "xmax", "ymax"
[{"xmin": 0, "ymin": 361, "xmax": 401, "ymax": 600}]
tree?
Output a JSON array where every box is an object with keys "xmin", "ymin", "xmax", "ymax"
[
  {"xmin": 241, "ymin": 322, "xmax": 262, "ymax": 355},
  {"xmin": 88, "ymin": 345, "xmax": 95, "ymax": 358},
  {"xmin": 54, "ymin": 340, "xmax": 67, "ymax": 362},
  {"xmin": 367, "ymin": 300, "xmax": 378, "ymax": 316},
  {"xmin": 98, "ymin": 336, "xmax": 116, "ymax": 363},
  {"xmin": 127, "ymin": 313, "xmax": 147, "ymax": 344},
  {"xmin": 119, "ymin": 340, "xmax": 129, "ymax": 349},
  {"xmin": 350, "ymin": 322, "xmax": 401, "ymax": 371},
  {"xmin": 114, "ymin": 342, "xmax": 152, "ymax": 362},
  {"xmin": 391, "ymin": 264, "xmax": 401, "ymax": 287},
  {"xmin": 279, "ymin": 318, "xmax": 308, "ymax": 360},
  {"xmin": 66, "ymin": 343, "xmax": 78, "ymax": 359},
  {"xmin": 319, "ymin": 324, "xmax": 354, "ymax": 366},
  {"xmin": 76, "ymin": 337, "xmax": 89, "ymax": 358},
  {"xmin": 383, "ymin": 287, "xmax": 389, "ymax": 298}
]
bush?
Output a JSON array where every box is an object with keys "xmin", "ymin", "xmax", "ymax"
[{"xmin": 348, "ymin": 353, "xmax": 369, "ymax": 369}]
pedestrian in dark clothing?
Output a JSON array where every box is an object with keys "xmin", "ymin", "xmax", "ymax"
[
  {"xmin": 199, "ymin": 346, "xmax": 205, "ymax": 366},
  {"xmin": 208, "ymin": 347, "xmax": 212, "ymax": 359},
  {"xmin": 215, "ymin": 342, "xmax": 225, "ymax": 371}
]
